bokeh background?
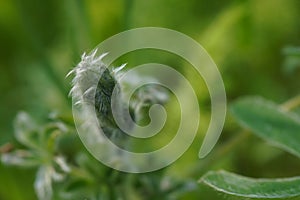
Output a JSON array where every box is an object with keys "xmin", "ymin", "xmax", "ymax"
[{"xmin": 1, "ymin": 0, "xmax": 300, "ymax": 199}]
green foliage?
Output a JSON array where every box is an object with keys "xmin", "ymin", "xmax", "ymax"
[
  {"xmin": 2, "ymin": 111, "xmax": 195, "ymax": 200},
  {"xmin": 230, "ymin": 97, "xmax": 300, "ymax": 158},
  {"xmin": 1, "ymin": 0, "xmax": 300, "ymax": 199},
  {"xmin": 200, "ymin": 96, "xmax": 300, "ymax": 199},
  {"xmin": 2, "ymin": 112, "xmax": 72, "ymax": 200},
  {"xmin": 201, "ymin": 170, "xmax": 300, "ymax": 199}
]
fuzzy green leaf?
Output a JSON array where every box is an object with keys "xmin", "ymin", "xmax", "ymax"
[
  {"xmin": 231, "ymin": 96, "xmax": 300, "ymax": 158},
  {"xmin": 200, "ymin": 170, "xmax": 300, "ymax": 198}
]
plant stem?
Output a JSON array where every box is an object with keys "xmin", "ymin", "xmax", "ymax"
[
  {"xmin": 15, "ymin": 1, "xmax": 70, "ymax": 103},
  {"xmin": 0, "ymin": 143, "xmax": 14, "ymax": 154},
  {"xmin": 187, "ymin": 131, "xmax": 250, "ymax": 177},
  {"xmin": 70, "ymin": 166, "xmax": 94, "ymax": 183},
  {"xmin": 64, "ymin": 0, "xmax": 92, "ymax": 58},
  {"xmin": 123, "ymin": 0, "xmax": 134, "ymax": 30},
  {"xmin": 189, "ymin": 94, "xmax": 300, "ymax": 177},
  {"xmin": 280, "ymin": 95, "xmax": 300, "ymax": 111}
]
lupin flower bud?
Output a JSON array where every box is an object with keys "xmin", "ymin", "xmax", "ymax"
[
  {"xmin": 68, "ymin": 49, "xmax": 129, "ymax": 146},
  {"xmin": 68, "ymin": 49, "xmax": 169, "ymax": 147}
]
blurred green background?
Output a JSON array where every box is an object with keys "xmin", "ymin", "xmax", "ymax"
[{"xmin": 1, "ymin": 0, "xmax": 300, "ymax": 199}]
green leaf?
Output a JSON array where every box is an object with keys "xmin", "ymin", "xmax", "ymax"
[
  {"xmin": 200, "ymin": 170, "xmax": 300, "ymax": 198},
  {"xmin": 14, "ymin": 112, "xmax": 39, "ymax": 149},
  {"xmin": 34, "ymin": 166, "xmax": 54, "ymax": 200},
  {"xmin": 230, "ymin": 96, "xmax": 300, "ymax": 158},
  {"xmin": 1, "ymin": 150, "xmax": 39, "ymax": 167}
]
